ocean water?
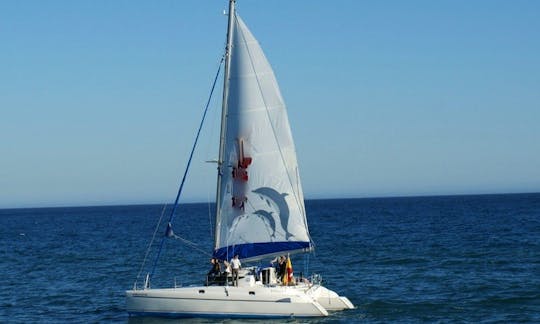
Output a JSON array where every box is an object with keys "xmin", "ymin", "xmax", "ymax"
[{"xmin": 1, "ymin": 193, "xmax": 539, "ymax": 323}]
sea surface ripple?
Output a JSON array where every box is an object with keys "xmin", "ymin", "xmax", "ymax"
[{"xmin": 1, "ymin": 193, "xmax": 539, "ymax": 323}]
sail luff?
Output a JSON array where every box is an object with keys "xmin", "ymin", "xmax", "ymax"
[{"xmin": 214, "ymin": 0, "xmax": 236, "ymax": 251}]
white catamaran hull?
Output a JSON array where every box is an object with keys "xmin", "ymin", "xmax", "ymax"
[
  {"xmin": 302, "ymin": 284, "xmax": 355, "ymax": 311},
  {"xmin": 126, "ymin": 286, "xmax": 328, "ymax": 318}
]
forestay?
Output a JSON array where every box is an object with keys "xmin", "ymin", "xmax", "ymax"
[{"xmin": 214, "ymin": 14, "xmax": 312, "ymax": 261}]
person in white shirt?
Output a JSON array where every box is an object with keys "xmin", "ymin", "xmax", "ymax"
[{"xmin": 230, "ymin": 254, "xmax": 241, "ymax": 286}]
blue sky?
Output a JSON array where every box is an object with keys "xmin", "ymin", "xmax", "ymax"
[{"xmin": 1, "ymin": 0, "xmax": 539, "ymax": 208}]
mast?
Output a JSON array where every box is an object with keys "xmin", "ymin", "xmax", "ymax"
[{"xmin": 214, "ymin": 0, "xmax": 235, "ymax": 251}]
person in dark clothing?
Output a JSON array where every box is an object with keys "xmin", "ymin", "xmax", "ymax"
[
  {"xmin": 208, "ymin": 258, "xmax": 221, "ymax": 277},
  {"xmin": 278, "ymin": 255, "xmax": 286, "ymax": 282}
]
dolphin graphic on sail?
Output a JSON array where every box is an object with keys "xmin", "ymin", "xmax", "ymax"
[
  {"xmin": 252, "ymin": 209, "xmax": 277, "ymax": 239},
  {"xmin": 252, "ymin": 187, "xmax": 294, "ymax": 240}
]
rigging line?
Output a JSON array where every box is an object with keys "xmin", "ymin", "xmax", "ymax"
[
  {"xmin": 304, "ymin": 253, "xmax": 310, "ymax": 278},
  {"xmin": 149, "ymin": 56, "xmax": 225, "ymax": 278},
  {"xmin": 203, "ymin": 77, "xmax": 219, "ymax": 241},
  {"xmin": 169, "ymin": 233, "xmax": 213, "ymax": 257},
  {"xmin": 207, "ymin": 192, "xmax": 213, "ymax": 239},
  {"xmin": 136, "ymin": 206, "xmax": 167, "ymax": 283},
  {"xmin": 235, "ymin": 15, "xmax": 306, "ymax": 224},
  {"xmin": 135, "ymin": 204, "xmax": 168, "ymax": 282},
  {"xmin": 296, "ymin": 166, "xmax": 315, "ymax": 247}
]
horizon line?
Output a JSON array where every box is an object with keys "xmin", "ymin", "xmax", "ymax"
[{"xmin": 1, "ymin": 190, "xmax": 538, "ymax": 211}]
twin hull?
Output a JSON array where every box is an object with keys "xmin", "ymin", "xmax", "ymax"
[
  {"xmin": 126, "ymin": 285, "xmax": 330, "ymax": 318},
  {"xmin": 303, "ymin": 284, "xmax": 355, "ymax": 311}
]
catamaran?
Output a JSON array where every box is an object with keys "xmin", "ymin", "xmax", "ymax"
[{"xmin": 126, "ymin": 0, "xmax": 354, "ymax": 318}]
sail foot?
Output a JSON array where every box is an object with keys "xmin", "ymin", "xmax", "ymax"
[{"xmin": 213, "ymin": 241, "xmax": 311, "ymax": 262}]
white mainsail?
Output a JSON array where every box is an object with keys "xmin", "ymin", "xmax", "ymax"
[{"xmin": 214, "ymin": 15, "xmax": 311, "ymax": 261}]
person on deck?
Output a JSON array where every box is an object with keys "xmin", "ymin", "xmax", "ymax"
[
  {"xmin": 208, "ymin": 258, "xmax": 221, "ymax": 277},
  {"xmin": 230, "ymin": 254, "xmax": 241, "ymax": 287},
  {"xmin": 278, "ymin": 255, "xmax": 287, "ymax": 282}
]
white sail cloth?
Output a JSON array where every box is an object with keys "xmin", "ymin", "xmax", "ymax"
[{"xmin": 214, "ymin": 15, "xmax": 311, "ymax": 261}]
